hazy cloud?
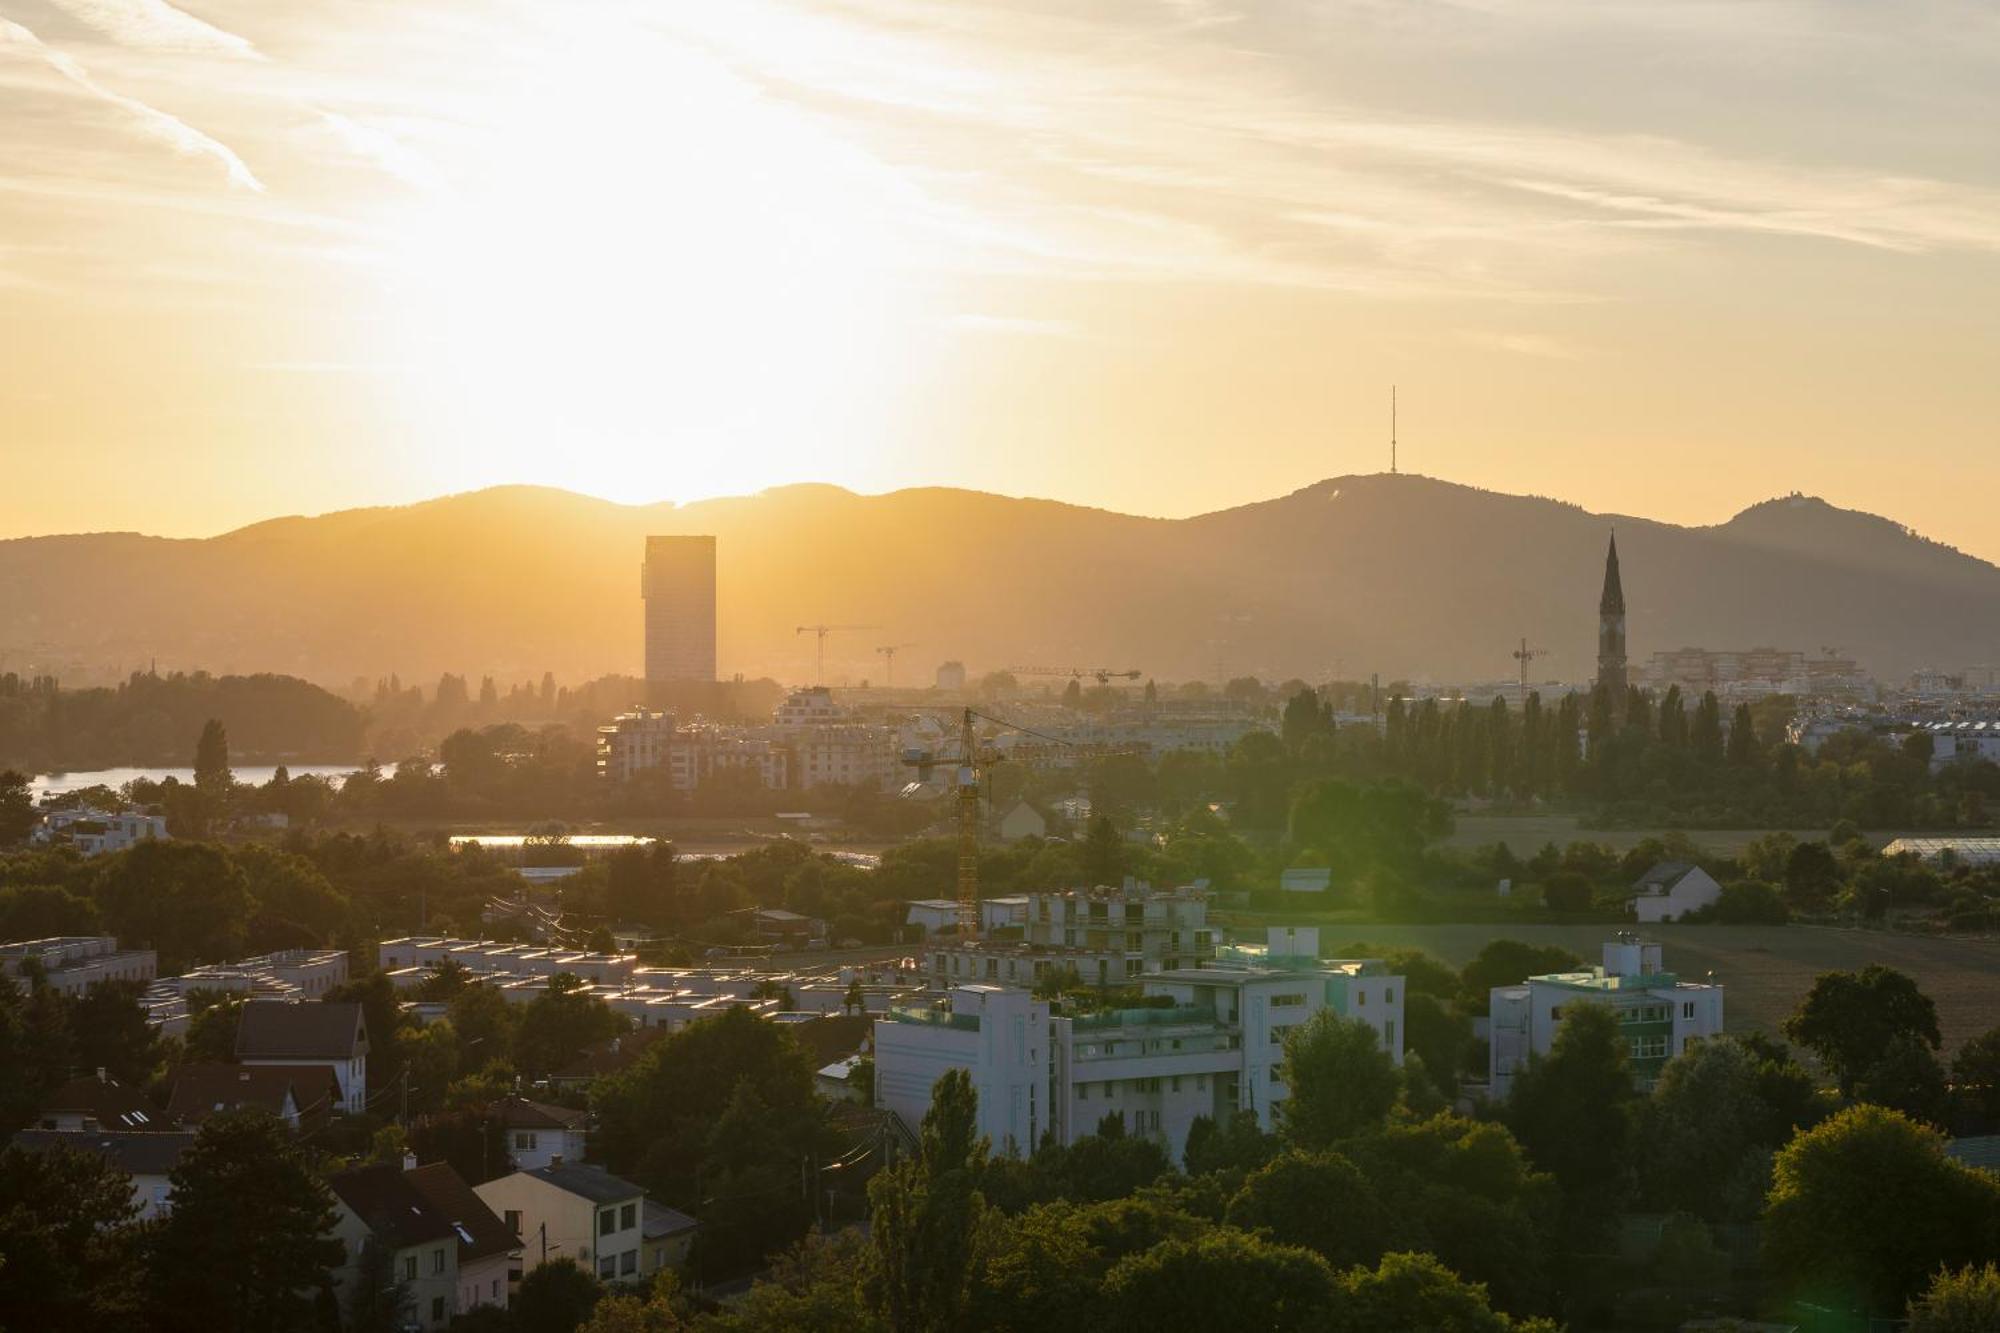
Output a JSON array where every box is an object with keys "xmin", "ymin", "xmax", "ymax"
[{"xmin": 39, "ymin": 0, "xmax": 259, "ymax": 56}]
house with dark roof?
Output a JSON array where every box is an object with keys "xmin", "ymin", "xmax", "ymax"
[
  {"xmin": 495, "ymin": 1096, "xmax": 591, "ymax": 1172},
  {"xmin": 10, "ymin": 1129, "xmax": 197, "ymax": 1220},
  {"xmin": 164, "ymin": 1061, "xmax": 343, "ymax": 1129},
  {"xmin": 1628, "ymin": 861, "xmax": 1723, "ymax": 924},
  {"xmin": 404, "ymin": 1163, "xmax": 519, "ymax": 1318},
  {"xmin": 235, "ymin": 1000, "xmax": 369, "ymax": 1112},
  {"xmin": 329, "ymin": 1162, "xmax": 461, "ymax": 1330},
  {"xmin": 641, "ymin": 1199, "xmax": 699, "ymax": 1276},
  {"xmin": 474, "ymin": 1161, "xmax": 661, "ymax": 1285},
  {"xmin": 549, "ymin": 1027, "xmax": 666, "ymax": 1094},
  {"xmin": 35, "ymin": 1070, "xmax": 161, "ymax": 1132}
]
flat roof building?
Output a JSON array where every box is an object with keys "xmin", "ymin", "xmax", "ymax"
[{"xmin": 642, "ymin": 535, "xmax": 716, "ymax": 683}]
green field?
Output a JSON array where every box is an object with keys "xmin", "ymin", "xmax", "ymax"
[
  {"xmin": 1441, "ymin": 814, "xmax": 1923, "ymax": 857},
  {"xmin": 1261, "ymin": 922, "xmax": 2000, "ymax": 1057}
]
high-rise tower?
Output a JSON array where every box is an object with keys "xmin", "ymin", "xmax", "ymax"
[
  {"xmin": 642, "ymin": 536, "xmax": 717, "ymax": 682},
  {"xmin": 1595, "ymin": 533, "xmax": 1627, "ymax": 701}
]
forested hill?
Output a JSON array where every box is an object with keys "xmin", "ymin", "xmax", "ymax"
[
  {"xmin": 0, "ymin": 672, "xmax": 365, "ymax": 772},
  {"xmin": 3, "ymin": 476, "xmax": 1996, "ymax": 687}
]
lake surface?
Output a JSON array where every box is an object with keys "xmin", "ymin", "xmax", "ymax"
[{"xmin": 30, "ymin": 763, "xmax": 382, "ymax": 799}]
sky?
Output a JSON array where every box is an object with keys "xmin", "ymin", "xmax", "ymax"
[{"xmin": 2, "ymin": 0, "xmax": 1998, "ymax": 557}]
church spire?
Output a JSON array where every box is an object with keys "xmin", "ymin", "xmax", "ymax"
[
  {"xmin": 1595, "ymin": 531, "xmax": 1629, "ymax": 702},
  {"xmin": 1599, "ymin": 532, "xmax": 1625, "ymax": 616}
]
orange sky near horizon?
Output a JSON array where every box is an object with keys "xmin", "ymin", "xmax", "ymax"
[{"xmin": 2, "ymin": 0, "xmax": 1998, "ymax": 559}]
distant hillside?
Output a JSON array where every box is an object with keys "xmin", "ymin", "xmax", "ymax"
[{"xmin": 2, "ymin": 476, "xmax": 1996, "ymax": 688}]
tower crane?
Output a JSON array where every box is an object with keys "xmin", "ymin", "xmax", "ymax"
[
  {"xmin": 902, "ymin": 708, "xmax": 1000, "ymax": 939},
  {"xmin": 1005, "ymin": 666, "xmax": 1143, "ymax": 686},
  {"xmin": 794, "ymin": 624, "xmax": 880, "ymax": 687},
  {"xmin": 1511, "ymin": 638, "xmax": 1549, "ymax": 706},
  {"xmin": 875, "ymin": 643, "xmax": 917, "ymax": 687}
]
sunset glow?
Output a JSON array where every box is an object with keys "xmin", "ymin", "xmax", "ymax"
[{"xmin": 2, "ymin": 0, "xmax": 1998, "ymax": 555}]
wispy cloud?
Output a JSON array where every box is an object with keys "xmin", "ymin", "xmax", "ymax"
[
  {"xmin": 947, "ymin": 312, "xmax": 1083, "ymax": 337},
  {"xmin": 40, "ymin": 0, "xmax": 259, "ymax": 57},
  {"xmin": 0, "ymin": 17, "xmax": 261, "ymax": 189},
  {"xmin": 1456, "ymin": 329, "xmax": 1590, "ymax": 359}
]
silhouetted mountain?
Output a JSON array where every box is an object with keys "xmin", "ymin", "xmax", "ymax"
[{"xmin": 3, "ymin": 476, "xmax": 1995, "ymax": 688}]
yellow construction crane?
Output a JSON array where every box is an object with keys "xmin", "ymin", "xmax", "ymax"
[
  {"xmin": 901, "ymin": 708, "xmax": 999, "ymax": 938},
  {"xmin": 874, "ymin": 642, "xmax": 917, "ymax": 687},
  {"xmin": 1006, "ymin": 665, "xmax": 1143, "ymax": 686},
  {"xmin": 794, "ymin": 623, "xmax": 880, "ymax": 686}
]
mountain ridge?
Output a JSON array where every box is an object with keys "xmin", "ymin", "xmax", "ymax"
[{"xmin": 3, "ymin": 474, "xmax": 1995, "ymax": 688}]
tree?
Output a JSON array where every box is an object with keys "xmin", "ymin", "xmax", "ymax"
[
  {"xmin": 0, "ymin": 770, "xmax": 37, "ymax": 846},
  {"xmin": 1764, "ymin": 1104, "xmax": 2000, "ymax": 1316},
  {"xmin": 514, "ymin": 973, "xmax": 623, "ymax": 1078},
  {"xmin": 1540, "ymin": 870, "xmax": 1591, "ymax": 913},
  {"xmin": 1784, "ymin": 965, "xmax": 1941, "ymax": 1096},
  {"xmin": 1783, "ymin": 839, "xmax": 1842, "ymax": 910},
  {"xmin": 0, "ymin": 883, "xmax": 101, "ymax": 939},
  {"xmin": 1331, "ymin": 1250, "xmax": 1557, "ymax": 1333},
  {"xmin": 93, "ymin": 839, "xmax": 255, "ymax": 972},
  {"xmin": 1182, "ymin": 1108, "xmax": 1275, "ymax": 1178},
  {"xmin": 1505, "ymin": 1003, "xmax": 1635, "ymax": 1217},
  {"xmin": 869, "ymin": 1068, "xmax": 987, "ymax": 1333},
  {"xmin": 577, "ymin": 1290, "xmax": 688, "ymax": 1332},
  {"xmin": 345, "ymin": 1236, "xmax": 415, "ymax": 1333},
  {"xmin": 1102, "ymin": 1227, "xmax": 1337, "ymax": 1330},
  {"xmin": 515, "ymin": 1260, "xmax": 603, "ymax": 1333},
  {"xmin": 1852, "ymin": 1034, "xmax": 1950, "ymax": 1127},
  {"xmin": 0, "ymin": 1141, "xmax": 143, "ymax": 1331},
  {"xmin": 68, "ymin": 977, "xmax": 165, "ymax": 1085},
  {"xmin": 194, "ymin": 718, "xmax": 233, "ymax": 795},
  {"xmin": 1080, "ymin": 814, "xmax": 1126, "ymax": 887},
  {"xmin": 844, "ymin": 978, "xmax": 865, "ymax": 1016},
  {"xmin": 1951, "ymin": 1026, "xmax": 2000, "ymax": 1129},
  {"xmin": 149, "ymin": 1110, "xmax": 344, "ymax": 1333},
  {"xmin": 1909, "ymin": 1264, "xmax": 2000, "ymax": 1333},
  {"xmin": 1224, "ymin": 1150, "xmax": 1386, "ymax": 1268},
  {"xmin": 1278, "ymin": 1011, "xmax": 1399, "ymax": 1149},
  {"xmin": 1457, "ymin": 941, "xmax": 1583, "ymax": 1013},
  {"xmin": 1637, "ymin": 1036, "xmax": 1817, "ymax": 1221}
]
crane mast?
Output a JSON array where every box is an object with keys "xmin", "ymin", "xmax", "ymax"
[{"xmin": 955, "ymin": 707, "xmax": 980, "ymax": 938}]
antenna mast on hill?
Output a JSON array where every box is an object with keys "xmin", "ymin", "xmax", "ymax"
[{"xmin": 1391, "ymin": 386, "xmax": 1398, "ymax": 475}]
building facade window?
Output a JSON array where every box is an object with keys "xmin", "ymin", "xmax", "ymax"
[
  {"xmin": 402, "ymin": 1255, "xmax": 417, "ymax": 1282},
  {"xmin": 600, "ymin": 1209, "xmax": 616, "ymax": 1236},
  {"xmin": 432, "ymin": 1247, "xmax": 446, "ymax": 1275},
  {"xmin": 621, "ymin": 1249, "xmax": 638, "ymax": 1275},
  {"xmin": 620, "ymin": 1203, "xmax": 636, "ymax": 1229}
]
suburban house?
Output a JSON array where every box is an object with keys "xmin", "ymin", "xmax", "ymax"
[
  {"xmin": 164, "ymin": 1062, "xmax": 343, "ymax": 1128},
  {"xmin": 1487, "ymin": 936, "xmax": 1725, "ymax": 1097},
  {"xmin": 904, "ymin": 899, "xmax": 962, "ymax": 936},
  {"xmin": 1628, "ymin": 862, "xmax": 1724, "ymax": 923},
  {"xmin": 496, "ymin": 1097, "xmax": 591, "ymax": 1172},
  {"xmin": 35, "ymin": 1071, "xmax": 161, "ymax": 1131},
  {"xmin": 329, "ymin": 1162, "xmax": 462, "ymax": 1330},
  {"xmin": 403, "ymin": 1162, "xmax": 520, "ymax": 1317},
  {"xmin": 235, "ymin": 1000, "xmax": 369, "ymax": 1113},
  {"xmin": 475, "ymin": 1162, "xmax": 651, "ymax": 1283},
  {"xmin": 641, "ymin": 1200, "xmax": 700, "ymax": 1275},
  {"xmin": 996, "ymin": 801, "xmax": 1047, "ymax": 841},
  {"xmin": 10, "ymin": 1129, "xmax": 197, "ymax": 1220}
]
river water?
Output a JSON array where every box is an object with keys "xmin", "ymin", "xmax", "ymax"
[{"xmin": 29, "ymin": 763, "xmax": 380, "ymax": 799}]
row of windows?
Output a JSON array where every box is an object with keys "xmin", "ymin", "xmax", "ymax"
[
  {"xmin": 398, "ymin": 1246, "xmax": 449, "ymax": 1281},
  {"xmin": 1077, "ymin": 1073, "xmax": 1208, "ymax": 1099},
  {"xmin": 598, "ymin": 1202, "xmax": 638, "ymax": 1235},
  {"xmin": 598, "ymin": 1248, "xmax": 639, "ymax": 1279}
]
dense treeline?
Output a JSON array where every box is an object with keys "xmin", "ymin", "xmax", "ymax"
[{"xmin": 0, "ymin": 671, "xmax": 366, "ymax": 771}]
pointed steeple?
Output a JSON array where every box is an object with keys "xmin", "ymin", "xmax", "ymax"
[{"xmin": 1599, "ymin": 533, "xmax": 1625, "ymax": 616}]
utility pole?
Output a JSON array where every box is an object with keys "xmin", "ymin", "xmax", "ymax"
[{"xmin": 1391, "ymin": 385, "xmax": 1398, "ymax": 475}]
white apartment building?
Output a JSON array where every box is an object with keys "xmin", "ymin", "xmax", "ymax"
[
  {"xmin": 877, "ymin": 929, "xmax": 1403, "ymax": 1163},
  {"xmin": 32, "ymin": 808, "xmax": 168, "ymax": 856},
  {"xmin": 928, "ymin": 882, "xmax": 1215, "ymax": 988},
  {"xmin": 476, "ymin": 1162, "xmax": 649, "ymax": 1284},
  {"xmin": 0, "ymin": 936, "xmax": 157, "ymax": 997},
  {"xmin": 597, "ymin": 709, "xmax": 676, "ymax": 782},
  {"xmin": 1487, "ymin": 936, "xmax": 1724, "ymax": 1098}
]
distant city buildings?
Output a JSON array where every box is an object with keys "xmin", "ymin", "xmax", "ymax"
[
  {"xmin": 1487, "ymin": 936, "xmax": 1723, "ymax": 1098},
  {"xmin": 640, "ymin": 536, "xmax": 716, "ymax": 683},
  {"xmin": 0, "ymin": 936, "xmax": 157, "ymax": 997},
  {"xmin": 1646, "ymin": 646, "xmax": 1866, "ymax": 699},
  {"xmin": 934, "ymin": 660, "xmax": 967, "ymax": 691}
]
